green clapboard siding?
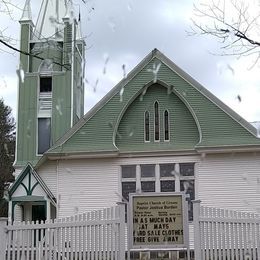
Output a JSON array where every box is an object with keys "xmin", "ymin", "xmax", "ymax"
[
  {"xmin": 51, "ymin": 72, "xmax": 72, "ymax": 143},
  {"xmin": 116, "ymin": 84, "xmax": 199, "ymax": 151},
  {"xmin": 16, "ymin": 75, "xmax": 40, "ymax": 167},
  {"xmin": 48, "ymin": 51, "xmax": 260, "ymax": 155}
]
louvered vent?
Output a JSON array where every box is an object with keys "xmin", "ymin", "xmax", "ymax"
[{"xmin": 39, "ymin": 92, "xmax": 52, "ymax": 111}]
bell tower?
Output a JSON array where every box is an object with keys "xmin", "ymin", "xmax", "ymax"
[{"xmin": 14, "ymin": 0, "xmax": 85, "ymax": 175}]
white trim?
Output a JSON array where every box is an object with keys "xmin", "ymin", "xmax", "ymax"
[
  {"xmin": 27, "ymin": 23, "xmax": 31, "ymax": 73},
  {"xmin": 164, "ymin": 109, "xmax": 170, "ymax": 142},
  {"xmin": 118, "ymin": 165, "xmax": 123, "ymax": 202},
  {"xmin": 136, "ymin": 165, "xmax": 141, "ymax": 192},
  {"xmin": 154, "ymin": 101, "xmax": 160, "ymax": 142},
  {"xmin": 175, "ymin": 163, "xmax": 180, "ymax": 192},
  {"xmin": 144, "ymin": 110, "xmax": 150, "ymax": 143},
  {"xmin": 70, "ymin": 21, "xmax": 75, "ymax": 127},
  {"xmin": 155, "ymin": 164, "xmax": 160, "ymax": 192},
  {"xmin": 26, "ymin": 71, "xmax": 65, "ymax": 77},
  {"xmin": 194, "ymin": 161, "xmax": 199, "ymax": 201}
]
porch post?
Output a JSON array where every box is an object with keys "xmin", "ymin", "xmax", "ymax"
[
  {"xmin": 46, "ymin": 200, "xmax": 51, "ymax": 220},
  {"xmin": 193, "ymin": 200, "xmax": 202, "ymax": 260},
  {"xmin": 8, "ymin": 201, "xmax": 12, "ymax": 222},
  {"xmin": 0, "ymin": 217, "xmax": 8, "ymax": 259}
]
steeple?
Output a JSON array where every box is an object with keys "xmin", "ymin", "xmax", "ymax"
[
  {"xmin": 34, "ymin": 0, "xmax": 67, "ymax": 40},
  {"xmin": 14, "ymin": 0, "xmax": 85, "ymax": 174},
  {"xmin": 20, "ymin": 0, "xmax": 33, "ymax": 24}
]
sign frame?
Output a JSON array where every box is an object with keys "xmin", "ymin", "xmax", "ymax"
[{"xmin": 128, "ymin": 192, "xmax": 189, "ymax": 250}]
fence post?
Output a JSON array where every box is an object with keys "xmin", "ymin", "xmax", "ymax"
[
  {"xmin": 193, "ymin": 200, "xmax": 202, "ymax": 260},
  {"xmin": 117, "ymin": 202, "xmax": 126, "ymax": 260},
  {"xmin": 0, "ymin": 217, "xmax": 8, "ymax": 260}
]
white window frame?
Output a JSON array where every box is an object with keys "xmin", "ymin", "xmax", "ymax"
[
  {"xmin": 121, "ymin": 162, "xmax": 196, "ymax": 221},
  {"xmin": 121, "ymin": 163, "xmax": 195, "ymax": 194}
]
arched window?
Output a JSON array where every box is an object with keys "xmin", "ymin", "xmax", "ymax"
[
  {"xmin": 144, "ymin": 111, "xmax": 150, "ymax": 142},
  {"xmin": 154, "ymin": 101, "xmax": 159, "ymax": 141},
  {"xmin": 164, "ymin": 110, "xmax": 169, "ymax": 141}
]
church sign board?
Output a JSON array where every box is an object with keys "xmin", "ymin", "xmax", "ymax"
[{"xmin": 128, "ymin": 193, "xmax": 189, "ymax": 250}]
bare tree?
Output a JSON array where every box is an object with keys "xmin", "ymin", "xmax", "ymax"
[{"xmin": 191, "ymin": 0, "xmax": 260, "ymax": 66}]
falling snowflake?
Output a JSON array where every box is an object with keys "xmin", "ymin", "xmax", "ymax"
[
  {"xmin": 119, "ymin": 87, "xmax": 124, "ymax": 102},
  {"xmin": 103, "ymin": 54, "xmax": 110, "ymax": 74},
  {"xmin": 147, "ymin": 62, "xmax": 161, "ymax": 83},
  {"xmin": 122, "ymin": 64, "xmax": 127, "ymax": 78},
  {"xmin": 16, "ymin": 68, "xmax": 25, "ymax": 83}
]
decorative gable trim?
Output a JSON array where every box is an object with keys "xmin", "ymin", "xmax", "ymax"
[
  {"xmin": 9, "ymin": 163, "xmax": 56, "ymax": 205},
  {"xmin": 42, "ymin": 49, "xmax": 260, "ymax": 160},
  {"xmin": 112, "ymin": 79, "xmax": 202, "ymax": 146}
]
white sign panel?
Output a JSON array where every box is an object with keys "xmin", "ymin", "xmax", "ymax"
[{"xmin": 129, "ymin": 193, "xmax": 189, "ymax": 250}]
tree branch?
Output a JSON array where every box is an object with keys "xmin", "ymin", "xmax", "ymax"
[
  {"xmin": 0, "ymin": 39, "xmax": 71, "ymax": 70},
  {"xmin": 190, "ymin": 0, "xmax": 260, "ymax": 65}
]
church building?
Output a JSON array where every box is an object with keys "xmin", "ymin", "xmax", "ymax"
[{"xmin": 8, "ymin": 0, "xmax": 260, "ymax": 245}]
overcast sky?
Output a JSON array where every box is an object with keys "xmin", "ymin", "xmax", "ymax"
[{"xmin": 1, "ymin": 0, "xmax": 260, "ymax": 123}]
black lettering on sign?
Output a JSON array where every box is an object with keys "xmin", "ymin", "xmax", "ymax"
[
  {"xmin": 147, "ymin": 230, "xmax": 160, "ymax": 236},
  {"xmin": 139, "ymin": 224, "xmax": 148, "ymax": 230},
  {"xmin": 153, "ymin": 223, "xmax": 169, "ymax": 229},
  {"xmin": 134, "ymin": 237, "xmax": 145, "ymax": 243},
  {"xmin": 148, "ymin": 237, "xmax": 159, "ymax": 242},
  {"xmin": 163, "ymin": 236, "xmax": 179, "ymax": 242}
]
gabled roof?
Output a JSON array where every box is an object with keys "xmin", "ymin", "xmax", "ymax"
[
  {"xmin": 43, "ymin": 49, "xmax": 260, "ymax": 159},
  {"xmin": 9, "ymin": 163, "xmax": 56, "ymax": 205}
]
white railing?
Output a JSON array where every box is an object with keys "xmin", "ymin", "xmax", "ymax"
[
  {"xmin": 0, "ymin": 204, "xmax": 125, "ymax": 260},
  {"xmin": 193, "ymin": 200, "xmax": 260, "ymax": 260}
]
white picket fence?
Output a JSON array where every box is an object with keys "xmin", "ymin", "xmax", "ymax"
[
  {"xmin": 0, "ymin": 204, "xmax": 125, "ymax": 260},
  {"xmin": 193, "ymin": 200, "xmax": 260, "ymax": 260}
]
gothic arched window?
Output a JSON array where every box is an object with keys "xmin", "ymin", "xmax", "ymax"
[
  {"xmin": 144, "ymin": 111, "xmax": 150, "ymax": 142},
  {"xmin": 164, "ymin": 110, "xmax": 169, "ymax": 141},
  {"xmin": 154, "ymin": 101, "xmax": 159, "ymax": 141}
]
